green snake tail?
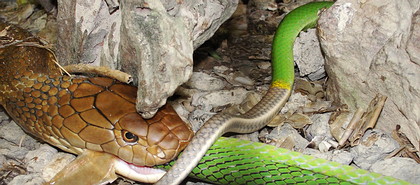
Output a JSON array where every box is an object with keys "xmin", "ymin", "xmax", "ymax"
[
  {"xmin": 155, "ymin": 1, "xmax": 409, "ymax": 185},
  {"xmin": 271, "ymin": 1, "xmax": 333, "ymax": 89},
  {"xmin": 155, "ymin": 1, "xmax": 335, "ymax": 184},
  {"xmin": 157, "ymin": 137, "xmax": 410, "ymax": 184}
]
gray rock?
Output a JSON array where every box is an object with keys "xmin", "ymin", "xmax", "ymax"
[
  {"xmin": 191, "ymin": 88, "xmax": 250, "ymax": 112},
  {"xmin": 294, "ymin": 29, "xmax": 326, "ymax": 80},
  {"xmin": 306, "ymin": 113, "xmax": 333, "ymax": 141},
  {"xmin": 8, "ymin": 174, "xmax": 44, "ymax": 185},
  {"xmin": 407, "ymin": 11, "xmax": 420, "ymax": 65},
  {"xmin": 188, "ymin": 109, "xmax": 216, "ymax": 132},
  {"xmin": 370, "ymin": 157, "xmax": 420, "ymax": 184},
  {"xmin": 280, "ymin": 93, "xmax": 311, "ymax": 114},
  {"xmin": 261, "ymin": 123, "xmax": 309, "ymax": 150},
  {"xmin": 233, "ymin": 131, "xmax": 260, "ymax": 143},
  {"xmin": 302, "ymin": 148, "xmax": 329, "ymax": 158},
  {"xmin": 306, "ymin": 113, "xmax": 337, "ymax": 152},
  {"xmin": 0, "ymin": 139, "xmax": 29, "ymax": 160},
  {"xmin": 171, "ymin": 100, "xmax": 193, "ymax": 123},
  {"xmin": 0, "ymin": 111, "xmax": 8, "ymax": 121},
  {"xmin": 186, "ymin": 181, "xmax": 213, "ymax": 185},
  {"xmin": 214, "ymin": 67, "xmax": 256, "ymax": 87},
  {"xmin": 232, "ymin": 72, "xmax": 255, "ymax": 86},
  {"xmin": 319, "ymin": 0, "xmax": 420, "ymax": 154},
  {"xmin": 0, "ymin": 154, "xmax": 5, "ymax": 169},
  {"xmin": 56, "ymin": 1, "xmax": 239, "ymax": 118},
  {"xmin": 350, "ymin": 130, "xmax": 399, "ymax": 169},
  {"xmin": 0, "ymin": 120, "xmax": 39, "ymax": 150},
  {"xmin": 185, "ymin": 72, "xmax": 226, "ymax": 91},
  {"xmin": 5, "ymin": 146, "xmax": 29, "ymax": 161},
  {"xmin": 25, "ymin": 144, "xmax": 58, "ymax": 173},
  {"xmin": 330, "ymin": 150, "xmax": 354, "ymax": 165},
  {"xmin": 303, "ymin": 148, "xmax": 354, "ymax": 165}
]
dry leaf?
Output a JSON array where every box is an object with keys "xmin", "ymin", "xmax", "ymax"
[{"xmin": 349, "ymin": 94, "xmax": 387, "ymax": 146}]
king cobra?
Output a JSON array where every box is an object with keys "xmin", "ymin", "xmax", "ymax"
[
  {"xmin": 0, "ymin": 1, "xmax": 412, "ymax": 185},
  {"xmin": 0, "ymin": 19, "xmax": 193, "ymax": 183}
]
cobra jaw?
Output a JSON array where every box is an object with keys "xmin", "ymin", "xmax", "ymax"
[
  {"xmin": 114, "ymin": 158, "xmax": 166, "ymax": 183},
  {"xmin": 46, "ymin": 150, "xmax": 166, "ymax": 184}
]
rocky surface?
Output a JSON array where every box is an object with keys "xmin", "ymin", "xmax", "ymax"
[
  {"xmin": 1, "ymin": 0, "xmax": 420, "ymax": 185},
  {"xmin": 319, "ymin": 0, "xmax": 420, "ymax": 154},
  {"xmin": 54, "ymin": 0, "xmax": 239, "ymax": 118}
]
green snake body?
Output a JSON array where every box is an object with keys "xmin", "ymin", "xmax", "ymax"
[
  {"xmin": 158, "ymin": 137, "xmax": 410, "ymax": 184},
  {"xmin": 156, "ymin": 1, "xmax": 411, "ymax": 185}
]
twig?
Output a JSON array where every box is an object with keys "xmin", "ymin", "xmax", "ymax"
[
  {"xmin": 64, "ymin": 64, "xmax": 133, "ymax": 83},
  {"xmin": 18, "ymin": 135, "xmax": 25, "ymax": 148},
  {"xmin": 0, "ymin": 39, "xmax": 24, "ymax": 48},
  {"xmin": 338, "ymin": 108, "xmax": 363, "ymax": 146}
]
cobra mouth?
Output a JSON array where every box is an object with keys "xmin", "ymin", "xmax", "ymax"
[{"xmin": 114, "ymin": 158, "xmax": 166, "ymax": 183}]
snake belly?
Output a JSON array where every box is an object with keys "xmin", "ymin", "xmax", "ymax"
[
  {"xmin": 155, "ymin": 1, "xmax": 411, "ymax": 185},
  {"xmin": 0, "ymin": 21, "xmax": 193, "ymax": 170}
]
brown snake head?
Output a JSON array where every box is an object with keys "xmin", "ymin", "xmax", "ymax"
[
  {"xmin": 2, "ymin": 74, "xmax": 193, "ymax": 167},
  {"xmin": 76, "ymin": 77, "xmax": 194, "ymax": 166},
  {"xmin": 0, "ymin": 21, "xmax": 193, "ymax": 182}
]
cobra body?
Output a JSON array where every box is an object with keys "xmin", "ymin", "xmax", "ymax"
[
  {"xmin": 156, "ymin": 1, "xmax": 411, "ymax": 185},
  {"xmin": 0, "ymin": 21, "xmax": 193, "ymax": 183}
]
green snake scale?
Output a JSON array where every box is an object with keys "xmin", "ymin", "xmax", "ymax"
[{"xmin": 158, "ymin": 137, "xmax": 410, "ymax": 184}]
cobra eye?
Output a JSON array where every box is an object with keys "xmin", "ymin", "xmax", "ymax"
[{"xmin": 122, "ymin": 130, "xmax": 139, "ymax": 143}]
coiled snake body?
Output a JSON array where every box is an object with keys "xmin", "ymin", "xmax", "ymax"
[
  {"xmin": 0, "ymin": 21, "xmax": 193, "ymax": 183},
  {"xmin": 0, "ymin": 2, "xmax": 412, "ymax": 185}
]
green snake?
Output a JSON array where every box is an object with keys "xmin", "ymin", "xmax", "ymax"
[
  {"xmin": 155, "ymin": 1, "xmax": 411, "ymax": 185},
  {"xmin": 0, "ymin": 1, "xmax": 411, "ymax": 184}
]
